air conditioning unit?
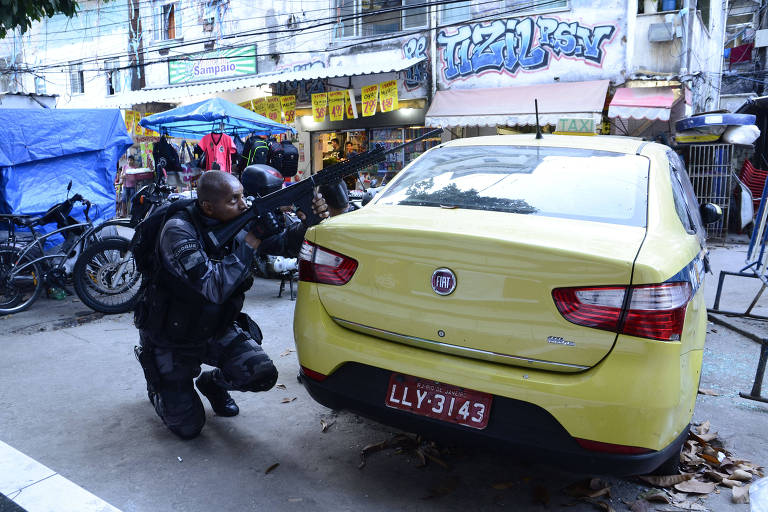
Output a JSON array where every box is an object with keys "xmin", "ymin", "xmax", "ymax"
[{"xmin": 648, "ymin": 22, "xmax": 676, "ymax": 42}]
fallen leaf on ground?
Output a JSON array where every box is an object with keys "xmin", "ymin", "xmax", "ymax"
[
  {"xmin": 697, "ymin": 420, "xmax": 710, "ymax": 435},
  {"xmin": 320, "ymin": 419, "xmax": 334, "ymax": 432},
  {"xmin": 638, "ymin": 474, "xmax": 692, "ymax": 487},
  {"xmin": 265, "ymin": 463, "xmax": 279, "ymax": 474},
  {"xmin": 281, "ymin": 397, "xmax": 296, "ymax": 403},
  {"xmin": 721, "ymin": 478, "xmax": 742, "ymax": 488},
  {"xmin": 697, "ymin": 388, "xmax": 720, "ymax": 396},
  {"xmin": 564, "ymin": 478, "xmax": 611, "ymax": 499},
  {"xmin": 275, "ymin": 384, "xmax": 287, "ymax": 390},
  {"xmin": 674, "ymin": 479, "xmax": 715, "ymax": 494},
  {"xmin": 638, "ymin": 488, "xmax": 670, "ymax": 503},
  {"xmin": 732, "ymin": 484, "xmax": 750, "ymax": 504},
  {"xmin": 280, "ymin": 348, "xmax": 295, "ymax": 357},
  {"xmin": 731, "ymin": 469, "xmax": 753, "ymax": 482},
  {"xmin": 703, "ymin": 470, "xmax": 728, "ymax": 482},
  {"xmin": 358, "ymin": 440, "xmax": 388, "ymax": 469}
]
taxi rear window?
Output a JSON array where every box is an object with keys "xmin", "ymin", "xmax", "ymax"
[{"xmin": 373, "ymin": 145, "xmax": 649, "ymax": 227}]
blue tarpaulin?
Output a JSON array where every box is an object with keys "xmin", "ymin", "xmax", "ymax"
[
  {"xmin": 0, "ymin": 108, "xmax": 133, "ymax": 231},
  {"xmin": 139, "ymin": 97, "xmax": 295, "ymax": 139}
]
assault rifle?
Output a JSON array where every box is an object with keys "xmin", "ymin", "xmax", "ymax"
[{"xmin": 205, "ymin": 128, "xmax": 443, "ymax": 250}]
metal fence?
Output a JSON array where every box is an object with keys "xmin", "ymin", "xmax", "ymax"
[{"xmin": 685, "ymin": 143, "xmax": 734, "ymax": 240}]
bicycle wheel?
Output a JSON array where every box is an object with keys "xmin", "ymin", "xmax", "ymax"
[
  {"xmin": 73, "ymin": 237, "xmax": 142, "ymax": 314},
  {"xmin": 0, "ymin": 244, "xmax": 44, "ymax": 315}
]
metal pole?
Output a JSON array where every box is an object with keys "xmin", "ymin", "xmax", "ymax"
[{"xmin": 740, "ymin": 339, "xmax": 768, "ymax": 404}]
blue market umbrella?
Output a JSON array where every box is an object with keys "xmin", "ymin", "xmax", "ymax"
[{"xmin": 139, "ymin": 97, "xmax": 295, "ymax": 139}]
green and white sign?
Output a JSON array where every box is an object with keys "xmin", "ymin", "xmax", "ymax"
[{"xmin": 168, "ymin": 45, "xmax": 257, "ymax": 84}]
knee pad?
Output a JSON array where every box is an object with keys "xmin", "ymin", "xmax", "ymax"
[{"xmin": 242, "ymin": 365, "xmax": 278, "ymax": 392}]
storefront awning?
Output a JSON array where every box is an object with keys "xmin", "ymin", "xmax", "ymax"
[
  {"xmin": 424, "ymin": 80, "xmax": 609, "ymax": 128},
  {"xmin": 103, "ymin": 55, "xmax": 426, "ymax": 108},
  {"xmin": 608, "ymin": 87, "xmax": 678, "ymax": 121}
]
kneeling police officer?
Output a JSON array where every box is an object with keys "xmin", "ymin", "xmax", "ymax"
[{"xmin": 134, "ymin": 170, "xmax": 329, "ymax": 439}]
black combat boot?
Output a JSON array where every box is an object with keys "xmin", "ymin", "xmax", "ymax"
[{"xmin": 195, "ymin": 371, "xmax": 239, "ymax": 417}]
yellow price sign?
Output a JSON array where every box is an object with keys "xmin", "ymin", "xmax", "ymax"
[
  {"xmin": 345, "ymin": 90, "xmax": 358, "ymax": 119},
  {"xmin": 253, "ymin": 98, "xmax": 267, "ymax": 117},
  {"xmin": 379, "ymin": 80, "xmax": 398, "ymax": 113},
  {"xmin": 266, "ymin": 96, "xmax": 282, "ymax": 122},
  {"xmin": 124, "ymin": 111, "xmax": 134, "ymax": 134},
  {"xmin": 328, "ymin": 91, "xmax": 346, "ymax": 122},
  {"xmin": 361, "ymin": 84, "xmax": 379, "ymax": 117},
  {"xmin": 312, "ymin": 92, "xmax": 328, "ymax": 122},
  {"xmin": 280, "ymin": 95, "xmax": 296, "ymax": 123}
]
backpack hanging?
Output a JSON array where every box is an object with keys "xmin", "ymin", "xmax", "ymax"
[{"xmin": 280, "ymin": 140, "xmax": 299, "ymax": 177}]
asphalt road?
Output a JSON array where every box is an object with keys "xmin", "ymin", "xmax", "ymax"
[{"xmin": 1, "ymin": 243, "xmax": 766, "ymax": 512}]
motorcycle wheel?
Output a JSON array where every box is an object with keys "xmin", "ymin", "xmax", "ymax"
[
  {"xmin": 0, "ymin": 244, "xmax": 44, "ymax": 315},
  {"xmin": 73, "ymin": 236, "xmax": 142, "ymax": 314}
]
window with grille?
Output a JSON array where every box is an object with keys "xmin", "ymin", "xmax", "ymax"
[
  {"xmin": 69, "ymin": 63, "xmax": 84, "ymax": 95},
  {"xmin": 334, "ymin": 0, "xmax": 427, "ymax": 38},
  {"xmin": 155, "ymin": 1, "xmax": 182, "ymax": 41},
  {"xmin": 105, "ymin": 59, "xmax": 122, "ymax": 95}
]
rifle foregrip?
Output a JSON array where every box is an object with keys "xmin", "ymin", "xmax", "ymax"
[{"xmin": 295, "ymin": 194, "xmax": 322, "ymax": 227}]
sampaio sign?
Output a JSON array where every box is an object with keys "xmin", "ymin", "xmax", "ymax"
[{"xmin": 168, "ymin": 45, "xmax": 257, "ymax": 84}]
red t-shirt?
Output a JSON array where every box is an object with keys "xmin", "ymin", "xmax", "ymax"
[{"xmin": 200, "ymin": 132, "xmax": 236, "ymax": 173}]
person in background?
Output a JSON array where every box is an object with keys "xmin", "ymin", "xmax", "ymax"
[
  {"xmin": 122, "ymin": 155, "xmax": 139, "ymax": 215},
  {"xmin": 328, "ymin": 138, "xmax": 343, "ymax": 161},
  {"xmin": 344, "ymin": 141, "xmax": 357, "ymax": 159}
]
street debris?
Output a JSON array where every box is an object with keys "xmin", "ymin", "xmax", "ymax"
[
  {"xmin": 177, "ymin": 456, "xmax": 182, "ymax": 463},
  {"xmin": 633, "ymin": 421, "xmax": 763, "ymax": 508},
  {"xmin": 264, "ymin": 462, "xmax": 279, "ymax": 475},
  {"xmin": 280, "ymin": 348, "xmax": 295, "ymax": 357},
  {"xmin": 358, "ymin": 433, "xmax": 450, "ymax": 470},
  {"xmin": 320, "ymin": 419, "xmax": 335, "ymax": 433},
  {"xmin": 697, "ymin": 388, "xmax": 720, "ymax": 396},
  {"xmin": 281, "ymin": 397, "xmax": 297, "ymax": 403},
  {"xmin": 275, "ymin": 384, "xmax": 287, "ymax": 390}
]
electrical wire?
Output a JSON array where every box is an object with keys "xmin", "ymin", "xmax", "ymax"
[{"xmin": 5, "ymin": 0, "xmax": 568, "ymax": 75}]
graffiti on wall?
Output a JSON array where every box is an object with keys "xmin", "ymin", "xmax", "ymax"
[
  {"xmin": 273, "ymin": 60, "xmax": 327, "ymax": 102},
  {"xmin": 401, "ymin": 35, "xmax": 428, "ymax": 90},
  {"xmin": 437, "ymin": 16, "xmax": 617, "ymax": 82}
]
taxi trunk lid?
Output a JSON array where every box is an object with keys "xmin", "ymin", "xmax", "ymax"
[{"xmin": 310, "ymin": 206, "xmax": 646, "ymax": 372}]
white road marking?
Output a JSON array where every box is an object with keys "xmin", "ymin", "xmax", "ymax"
[{"xmin": 0, "ymin": 441, "xmax": 121, "ymax": 512}]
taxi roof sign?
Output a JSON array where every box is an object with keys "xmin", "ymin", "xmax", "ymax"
[{"xmin": 554, "ymin": 118, "xmax": 596, "ymax": 136}]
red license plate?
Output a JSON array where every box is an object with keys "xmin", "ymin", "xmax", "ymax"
[{"xmin": 384, "ymin": 373, "xmax": 493, "ymax": 430}]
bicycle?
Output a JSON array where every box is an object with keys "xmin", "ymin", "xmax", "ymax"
[
  {"xmin": 71, "ymin": 177, "xmax": 177, "ymax": 314},
  {"xmin": 0, "ymin": 183, "xmax": 140, "ymax": 315}
]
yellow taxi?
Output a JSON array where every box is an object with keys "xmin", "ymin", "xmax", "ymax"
[{"xmin": 293, "ymin": 134, "xmax": 722, "ymax": 475}]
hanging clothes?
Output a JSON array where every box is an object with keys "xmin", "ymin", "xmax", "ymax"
[{"xmin": 199, "ymin": 132, "xmax": 237, "ymax": 173}]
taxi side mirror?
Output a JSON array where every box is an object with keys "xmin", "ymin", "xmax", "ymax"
[{"xmin": 700, "ymin": 203, "xmax": 723, "ymax": 225}]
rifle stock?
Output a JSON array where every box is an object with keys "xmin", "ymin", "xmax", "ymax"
[{"xmin": 205, "ymin": 128, "xmax": 443, "ymax": 250}]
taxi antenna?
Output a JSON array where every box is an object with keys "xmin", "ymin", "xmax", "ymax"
[{"xmin": 534, "ymin": 99, "xmax": 543, "ymax": 139}]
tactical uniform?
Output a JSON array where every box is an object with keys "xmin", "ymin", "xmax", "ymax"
[{"xmin": 135, "ymin": 204, "xmax": 305, "ymax": 439}]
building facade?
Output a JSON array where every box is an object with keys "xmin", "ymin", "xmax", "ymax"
[{"xmin": 0, "ymin": 0, "xmax": 728, "ymax": 174}]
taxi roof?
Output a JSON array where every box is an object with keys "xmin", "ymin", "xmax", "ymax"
[{"xmin": 439, "ymin": 134, "xmax": 655, "ymax": 155}]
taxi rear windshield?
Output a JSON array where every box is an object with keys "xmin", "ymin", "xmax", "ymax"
[{"xmin": 373, "ymin": 145, "xmax": 649, "ymax": 227}]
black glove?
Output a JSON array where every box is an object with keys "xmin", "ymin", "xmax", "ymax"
[{"xmin": 249, "ymin": 211, "xmax": 281, "ymax": 240}]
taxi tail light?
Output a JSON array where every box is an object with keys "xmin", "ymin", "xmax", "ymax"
[
  {"xmin": 298, "ymin": 241, "xmax": 358, "ymax": 285},
  {"xmin": 552, "ymin": 282, "xmax": 692, "ymax": 341},
  {"xmin": 300, "ymin": 365, "xmax": 328, "ymax": 382}
]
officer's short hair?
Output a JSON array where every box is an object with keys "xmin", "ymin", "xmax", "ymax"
[{"xmin": 198, "ymin": 170, "xmax": 237, "ymax": 204}]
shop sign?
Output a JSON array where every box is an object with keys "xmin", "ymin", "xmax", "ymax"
[
  {"xmin": 312, "ymin": 92, "xmax": 328, "ymax": 122},
  {"xmin": 124, "ymin": 111, "xmax": 134, "ymax": 134},
  {"xmin": 361, "ymin": 85, "xmax": 379, "ymax": 117},
  {"xmin": 328, "ymin": 91, "xmax": 346, "ymax": 122},
  {"xmin": 253, "ymin": 98, "xmax": 267, "ymax": 118},
  {"xmin": 379, "ymin": 80, "xmax": 399, "ymax": 113},
  {"xmin": 143, "ymin": 113, "xmax": 157, "ymax": 136},
  {"xmin": 345, "ymin": 90, "xmax": 358, "ymax": 119},
  {"xmin": 280, "ymin": 95, "xmax": 296, "ymax": 123},
  {"xmin": 168, "ymin": 45, "xmax": 257, "ymax": 85},
  {"xmin": 133, "ymin": 111, "xmax": 144, "ymax": 136},
  {"xmin": 266, "ymin": 96, "xmax": 282, "ymax": 122}
]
